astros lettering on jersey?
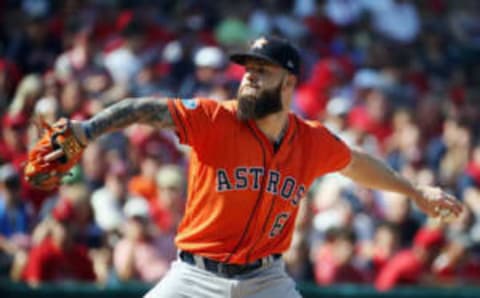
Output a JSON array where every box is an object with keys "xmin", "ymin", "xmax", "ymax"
[{"xmin": 167, "ymin": 98, "xmax": 351, "ymax": 264}]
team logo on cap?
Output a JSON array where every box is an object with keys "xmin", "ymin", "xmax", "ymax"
[{"xmin": 252, "ymin": 37, "xmax": 268, "ymax": 49}]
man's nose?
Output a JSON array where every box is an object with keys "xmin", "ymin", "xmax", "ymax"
[{"xmin": 245, "ymin": 71, "xmax": 258, "ymax": 83}]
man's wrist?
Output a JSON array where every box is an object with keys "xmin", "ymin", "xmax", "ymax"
[
  {"xmin": 71, "ymin": 121, "xmax": 91, "ymax": 146},
  {"xmin": 81, "ymin": 122, "xmax": 94, "ymax": 142},
  {"xmin": 407, "ymin": 184, "xmax": 423, "ymax": 203}
]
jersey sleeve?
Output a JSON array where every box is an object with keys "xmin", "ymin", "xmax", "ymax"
[
  {"xmin": 311, "ymin": 126, "xmax": 352, "ymax": 176},
  {"xmin": 167, "ymin": 98, "xmax": 225, "ymax": 150}
]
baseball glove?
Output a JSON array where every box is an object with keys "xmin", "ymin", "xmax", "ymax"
[{"xmin": 24, "ymin": 118, "xmax": 85, "ymax": 190}]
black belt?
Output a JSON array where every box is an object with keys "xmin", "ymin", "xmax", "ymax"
[{"xmin": 179, "ymin": 251, "xmax": 282, "ymax": 277}]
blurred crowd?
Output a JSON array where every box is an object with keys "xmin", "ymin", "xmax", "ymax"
[{"xmin": 1, "ymin": 0, "xmax": 480, "ymax": 292}]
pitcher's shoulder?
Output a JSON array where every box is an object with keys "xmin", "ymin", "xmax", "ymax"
[
  {"xmin": 293, "ymin": 114, "xmax": 326, "ymax": 131},
  {"xmin": 218, "ymin": 99, "xmax": 238, "ymax": 113},
  {"xmin": 193, "ymin": 97, "xmax": 236, "ymax": 112}
]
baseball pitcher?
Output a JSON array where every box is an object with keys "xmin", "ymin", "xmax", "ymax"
[{"xmin": 25, "ymin": 36, "xmax": 462, "ymax": 298}]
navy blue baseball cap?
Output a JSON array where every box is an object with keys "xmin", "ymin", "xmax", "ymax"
[{"xmin": 230, "ymin": 36, "xmax": 301, "ymax": 76}]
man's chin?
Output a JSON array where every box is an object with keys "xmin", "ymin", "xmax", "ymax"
[{"xmin": 236, "ymin": 84, "xmax": 283, "ymax": 120}]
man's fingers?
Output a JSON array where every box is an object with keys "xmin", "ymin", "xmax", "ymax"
[
  {"xmin": 437, "ymin": 202, "xmax": 460, "ymax": 216},
  {"xmin": 442, "ymin": 195, "xmax": 463, "ymax": 214},
  {"xmin": 449, "ymin": 201, "xmax": 463, "ymax": 215},
  {"xmin": 44, "ymin": 149, "xmax": 64, "ymax": 162},
  {"xmin": 436, "ymin": 197, "xmax": 463, "ymax": 217}
]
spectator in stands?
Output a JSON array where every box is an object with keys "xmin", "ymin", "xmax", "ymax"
[
  {"xmin": 127, "ymin": 123, "xmax": 183, "ymax": 169},
  {"xmin": 448, "ymin": 0, "xmax": 480, "ymax": 48},
  {"xmin": 314, "ymin": 227, "xmax": 367, "ymax": 285},
  {"xmin": 458, "ymin": 142, "xmax": 480, "ymax": 195},
  {"xmin": 385, "ymin": 119, "xmax": 423, "ymax": 171},
  {"xmin": 103, "ymin": 18, "xmax": 146, "ymax": 87},
  {"xmin": 54, "ymin": 19, "xmax": 106, "ymax": 84},
  {"xmin": 432, "ymin": 234, "xmax": 480, "ymax": 285},
  {"xmin": 381, "ymin": 192, "xmax": 420, "ymax": 247},
  {"xmin": 59, "ymin": 80, "xmax": 89, "ymax": 120},
  {"xmin": 0, "ymin": 59, "xmax": 21, "ymax": 114},
  {"xmin": 113, "ymin": 197, "xmax": 176, "ymax": 283},
  {"xmin": 150, "ymin": 165, "xmax": 186, "ymax": 233},
  {"xmin": 426, "ymin": 118, "xmax": 472, "ymax": 184},
  {"xmin": 65, "ymin": 184, "xmax": 102, "ymax": 249},
  {"xmin": 0, "ymin": 114, "xmax": 28, "ymax": 169},
  {"xmin": 324, "ymin": 0, "xmax": 364, "ymax": 27},
  {"xmin": 4, "ymin": 15, "xmax": 61, "ymax": 74},
  {"xmin": 0, "ymin": 165, "xmax": 31, "ymax": 277},
  {"xmin": 367, "ymin": 0, "xmax": 421, "ymax": 44},
  {"xmin": 178, "ymin": 46, "xmax": 226, "ymax": 98},
  {"xmin": 323, "ymin": 96, "xmax": 352, "ymax": 136},
  {"xmin": 129, "ymin": 155, "xmax": 161, "ymax": 203},
  {"xmin": 81, "ymin": 141, "xmax": 107, "ymax": 191},
  {"xmin": 7, "ymin": 74, "xmax": 44, "ymax": 118},
  {"xmin": 22, "ymin": 198, "xmax": 96, "ymax": 286},
  {"xmin": 360, "ymin": 222, "xmax": 400, "ymax": 276},
  {"xmin": 375, "ymin": 226, "xmax": 445, "ymax": 291},
  {"xmin": 131, "ymin": 61, "xmax": 175, "ymax": 98},
  {"xmin": 348, "ymin": 88, "xmax": 393, "ymax": 147},
  {"xmin": 33, "ymin": 96, "xmax": 59, "ymax": 124},
  {"xmin": 461, "ymin": 189, "xmax": 480, "ymax": 244},
  {"xmin": 311, "ymin": 177, "xmax": 375, "ymax": 245},
  {"xmin": 91, "ymin": 162, "xmax": 130, "ymax": 233}
]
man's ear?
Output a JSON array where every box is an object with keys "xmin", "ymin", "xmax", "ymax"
[{"xmin": 282, "ymin": 74, "xmax": 297, "ymax": 89}]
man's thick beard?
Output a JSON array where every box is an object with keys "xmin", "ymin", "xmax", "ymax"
[{"xmin": 236, "ymin": 84, "xmax": 283, "ymax": 121}]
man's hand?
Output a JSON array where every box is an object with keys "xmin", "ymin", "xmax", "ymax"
[
  {"xmin": 24, "ymin": 118, "xmax": 87, "ymax": 190},
  {"xmin": 42, "ymin": 121, "xmax": 89, "ymax": 161},
  {"xmin": 411, "ymin": 185, "xmax": 463, "ymax": 222}
]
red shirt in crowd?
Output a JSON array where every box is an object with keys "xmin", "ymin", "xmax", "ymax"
[
  {"xmin": 375, "ymin": 249, "xmax": 423, "ymax": 291},
  {"xmin": 22, "ymin": 237, "xmax": 95, "ymax": 283},
  {"xmin": 435, "ymin": 259, "xmax": 480, "ymax": 284},
  {"xmin": 371, "ymin": 248, "xmax": 391, "ymax": 275},
  {"xmin": 314, "ymin": 245, "xmax": 366, "ymax": 285},
  {"xmin": 149, "ymin": 199, "xmax": 175, "ymax": 233}
]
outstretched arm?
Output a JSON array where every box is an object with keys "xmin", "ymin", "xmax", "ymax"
[
  {"xmin": 340, "ymin": 148, "xmax": 463, "ymax": 220},
  {"xmin": 26, "ymin": 97, "xmax": 176, "ymax": 189},
  {"xmin": 44, "ymin": 97, "xmax": 174, "ymax": 162},
  {"xmin": 77, "ymin": 97, "xmax": 175, "ymax": 144}
]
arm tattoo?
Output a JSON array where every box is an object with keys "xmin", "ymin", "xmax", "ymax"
[{"xmin": 85, "ymin": 97, "xmax": 174, "ymax": 140}]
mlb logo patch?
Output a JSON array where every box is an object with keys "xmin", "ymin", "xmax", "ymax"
[{"xmin": 181, "ymin": 99, "xmax": 198, "ymax": 110}]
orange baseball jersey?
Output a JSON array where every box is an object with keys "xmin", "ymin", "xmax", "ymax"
[{"xmin": 167, "ymin": 98, "xmax": 351, "ymax": 264}]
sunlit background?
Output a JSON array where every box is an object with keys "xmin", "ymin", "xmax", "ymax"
[{"xmin": 1, "ymin": 0, "xmax": 480, "ymax": 297}]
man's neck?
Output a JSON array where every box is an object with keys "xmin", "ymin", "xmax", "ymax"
[{"xmin": 255, "ymin": 111, "xmax": 289, "ymax": 143}]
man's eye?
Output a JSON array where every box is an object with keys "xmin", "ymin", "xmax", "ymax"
[{"xmin": 246, "ymin": 66, "xmax": 268, "ymax": 75}]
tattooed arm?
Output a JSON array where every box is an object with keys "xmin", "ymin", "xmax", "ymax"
[
  {"xmin": 41, "ymin": 97, "xmax": 175, "ymax": 167},
  {"xmin": 72, "ymin": 97, "xmax": 174, "ymax": 145}
]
